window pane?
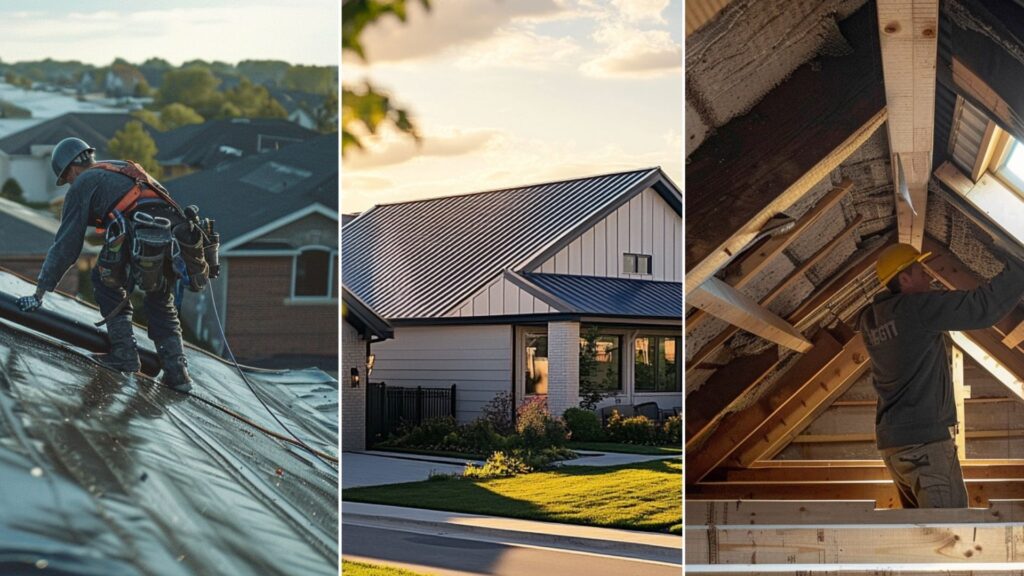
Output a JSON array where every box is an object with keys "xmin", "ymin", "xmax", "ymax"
[
  {"xmin": 581, "ymin": 334, "xmax": 621, "ymax": 391},
  {"xmin": 1007, "ymin": 141, "xmax": 1024, "ymax": 180},
  {"xmin": 658, "ymin": 337, "xmax": 681, "ymax": 392},
  {"xmin": 635, "ymin": 336, "xmax": 655, "ymax": 391},
  {"xmin": 623, "ymin": 253, "xmax": 636, "ymax": 274},
  {"xmin": 639, "ymin": 255, "xmax": 652, "ymax": 274},
  {"xmin": 525, "ymin": 333, "xmax": 548, "ymax": 395},
  {"xmin": 295, "ymin": 250, "xmax": 330, "ymax": 296}
]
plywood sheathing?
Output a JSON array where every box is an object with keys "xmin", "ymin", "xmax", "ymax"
[{"xmin": 685, "ymin": 0, "xmax": 868, "ymax": 154}]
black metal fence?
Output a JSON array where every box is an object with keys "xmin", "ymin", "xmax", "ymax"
[{"xmin": 366, "ymin": 383, "xmax": 457, "ymax": 447}]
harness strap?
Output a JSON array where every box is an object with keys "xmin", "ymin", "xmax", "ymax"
[{"xmin": 88, "ymin": 161, "xmax": 184, "ymax": 233}]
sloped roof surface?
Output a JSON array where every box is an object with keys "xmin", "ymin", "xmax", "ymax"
[
  {"xmin": 0, "ymin": 271, "xmax": 337, "ymax": 575},
  {"xmin": 522, "ymin": 273, "xmax": 682, "ymax": 319},
  {"xmin": 0, "ymin": 197, "xmax": 59, "ymax": 256},
  {"xmin": 153, "ymin": 118, "xmax": 317, "ymax": 169},
  {"xmin": 0, "ymin": 112, "xmax": 133, "ymax": 155},
  {"xmin": 342, "ymin": 168, "xmax": 677, "ymax": 319},
  {"xmin": 166, "ymin": 133, "xmax": 338, "ymax": 245}
]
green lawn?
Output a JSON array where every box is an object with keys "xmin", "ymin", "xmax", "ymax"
[
  {"xmin": 344, "ymin": 459, "xmax": 682, "ymax": 533},
  {"xmin": 342, "ymin": 560, "xmax": 432, "ymax": 576},
  {"xmin": 568, "ymin": 441, "xmax": 682, "ymax": 455}
]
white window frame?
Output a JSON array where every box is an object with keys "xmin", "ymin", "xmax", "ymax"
[
  {"xmin": 288, "ymin": 245, "xmax": 337, "ymax": 304},
  {"xmin": 633, "ymin": 333, "xmax": 682, "ymax": 395},
  {"xmin": 622, "ymin": 252, "xmax": 653, "ymax": 276}
]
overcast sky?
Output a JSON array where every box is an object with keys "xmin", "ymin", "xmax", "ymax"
[
  {"xmin": 342, "ymin": 0, "xmax": 683, "ymax": 214},
  {"xmin": 0, "ymin": 1, "xmax": 338, "ymax": 66}
]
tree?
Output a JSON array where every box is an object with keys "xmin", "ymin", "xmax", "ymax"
[
  {"xmin": 132, "ymin": 109, "xmax": 163, "ymax": 130},
  {"xmin": 342, "ymin": 0, "xmax": 430, "ymax": 154},
  {"xmin": 159, "ymin": 103, "xmax": 204, "ymax": 130},
  {"xmin": 107, "ymin": 121, "xmax": 162, "ymax": 178},
  {"xmin": 578, "ymin": 326, "xmax": 610, "ymax": 411},
  {"xmin": 237, "ymin": 60, "xmax": 291, "ymax": 87},
  {"xmin": 282, "ymin": 65, "xmax": 336, "ymax": 95},
  {"xmin": 156, "ymin": 66, "xmax": 223, "ymax": 117},
  {"xmin": 316, "ymin": 90, "xmax": 339, "ymax": 134},
  {"xmin": 222, "ymin": 79, "xmax": 287, "ymax": 119},
  {"xmin": 1, "ymin": 178, "xmax": 24, "ymax": 203}
]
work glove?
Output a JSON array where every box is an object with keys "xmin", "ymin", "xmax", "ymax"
[{"xmin": 17, "ymin": 292, "xmax": 43, "ymax": 312}]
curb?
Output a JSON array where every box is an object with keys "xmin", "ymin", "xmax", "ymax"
[{"xmin": 343, "ymin": 504, "xmax": 682, "ymax": 564}]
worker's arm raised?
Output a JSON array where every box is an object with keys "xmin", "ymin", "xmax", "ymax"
[{"xmin": 911, "ymin": 255, "xmax": 1024, "ymax": 332}]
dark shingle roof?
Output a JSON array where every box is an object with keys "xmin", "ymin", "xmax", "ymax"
[
  {"xmin": 342, "ymin": 167, "xmax": 680, "ymax": 319},
  {"xmin": 0, "ymin": 112, "xmax": 134, "ymax": 155},
  {"xmin": 0, "ymin": 197, "xmax": 59, "ymax": 256},
  {"xmin": 165, "ymin": 132, "xmax": 337, "ymax": 246},
  {"xmin": 521, "ymin": 273, "xmax": 682, "ymax": 319},
  {"xmin": 153, "ymin": 118, "xmax": 317, "ymax": 170}
]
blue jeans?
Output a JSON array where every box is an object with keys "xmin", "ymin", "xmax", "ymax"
[{"xmin": 91, "ymin": 265, "xmax": 181, "ymax": 343}]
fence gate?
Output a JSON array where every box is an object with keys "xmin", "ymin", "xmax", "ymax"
[{"xmin": 365, "ymin": 383, "xmax": 457, "ymax": 448}]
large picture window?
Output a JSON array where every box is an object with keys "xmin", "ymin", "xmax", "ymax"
[
  {"xmin": 580, "ymin": 332, "xmax": 622, "ymax": 392},
  {"xmin": 525, "ymin": 332, "xmax": 549, "ymax": 395},
  {"xmin": 635, "ymin": 335, "xmax": 681, "ymax": 392}
]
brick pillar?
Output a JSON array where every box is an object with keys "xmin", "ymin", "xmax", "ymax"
[
  {"xmin": 341, "ymin": 322, "xmax": 366, "ymax": 452},
  {"xmin": 547, "ymin": 320, "xmax": 580, "ymax": 418}
]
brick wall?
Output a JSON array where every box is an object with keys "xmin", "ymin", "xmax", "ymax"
[
  {"xmin": 225, "ymin": 256, "xmax": 338, "ymax": 360},
  {"xmin": 547, "ymin": 320, "xmax": 580, "ymax": 418},
  {"xmin": 341, "ymin": 321, "xmax": 366, "ymax": 452},
  {"xmin": 1, "ymin": 256, "xmax": 80, "ymax": 294}
]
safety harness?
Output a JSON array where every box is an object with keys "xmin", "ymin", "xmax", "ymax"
[{"xmin": 88, "ymin": 161, "xmax": 185, "ymax": 233}]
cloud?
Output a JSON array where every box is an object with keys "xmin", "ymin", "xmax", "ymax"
[
  {"xmin": 356, "ymin": 0, "xmax": 565, "ymax": 64},
  {"xmin": 345, "ymin": 126, "xmax": 501, "ymax": 170},
  {"xmin": 0, "ymin": 3, "xmax": 338, "ymax": 66},
  {"xmin": 581, "ymin": 24, "xmax": 681, "ymax": 78},
  {"xmin": 610, "ymin": 0, "xmax": 670, "ymax": 23},
  {"xmin": 453, "ymin": 29, "xmax": 581, "ymax": 70}
]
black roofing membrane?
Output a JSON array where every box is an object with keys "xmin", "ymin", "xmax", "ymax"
[{"xmin": 0, "ymin": 272, "xmax": 337, "ymax": 575}]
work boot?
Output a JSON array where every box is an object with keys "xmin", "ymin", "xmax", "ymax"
[
  {"xmin": 156, "ymin": 337, "xmax": 193, "ymax": 394},
  {"xmin": 94, "ymin": 318, "xmax": 141, "ymax": 373}
]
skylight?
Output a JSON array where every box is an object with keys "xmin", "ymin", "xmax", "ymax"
[{"xmin": 1002, "ymin": 140, "xmax": 1024, "ymax": 193}]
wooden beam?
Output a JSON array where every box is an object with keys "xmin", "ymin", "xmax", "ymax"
[
  {"xmin": 686, "ymin": 180, "xmax": 853, "ymax": 331},
  {"xmin": 953, "ymin": 345, "xmax": 968, "ymax": 459},
  {"xmin": 724, "ymin": 463, "xmax": 1024, "ymax": 483},
  {"xmin": 685, "ymin": 0, "xmax": 731, "ymax": 36},
  {"xmin": 688, "ymin": 277, "xmax": 813, "ymax": 353},
  {"xmin": 689, "ymin": 479, "xmax": 1024, "ymax": 507},
  {"xmin": 972, "ymin": 120, "xmax": 1001, "ymax": 182},
  {"xmin": 730, "ymin": 334, "xmax": 870, "ymax": 467},
  {"xmin": 951, "ymin": 57, "xmax": 1018, "ymax": 138},
  {"xmin": 951, "ymin": 331, "xmax": 1024, "ymax": 402},
  {"xmin": 686, "ymin": 330, "xmax": 844, "ymax": 483},
  {"xmin": 687, "ymin": 499, "xmax": 1024, "ymax": 526},
  {"xmin": 684, "ymin": 347, "xmax": 778, "ymax": 446},
  {"xmin": 877, "ymin": 0, "xmax": 938, "ymax": 250},
  {"xmin": 685, "ymin": 4, "xmax": 885, "ymax": 294},
  {"xmin": 1004, "ymin": 320, "xmax": 1024, "ymax": 349}
]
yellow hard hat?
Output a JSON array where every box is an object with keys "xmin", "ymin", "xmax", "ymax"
[{"xmin": 877, "ymin": 243, "xmax": 931, "ymax": 286}]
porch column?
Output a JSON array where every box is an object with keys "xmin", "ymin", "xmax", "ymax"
[
  {"xmin": 341, "ymin": 322, "xmax": 366, "ymax": 452},
  {"xmin": 547, "ymin": 320, "xmax": 580, "ymax": 418}
]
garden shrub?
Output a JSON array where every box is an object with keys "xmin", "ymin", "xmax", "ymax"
[
  {"xmin": 392, "ymin": 416, "xmax": 458, "ymax": 448},
  {"xmin": 481, "ymin": 390, "xmax": 515, "ymax": 435},
  {"xmin": 661, "ymin": 415, "xmax": 682, "ymax": 446},
  {"xmin": 464, "ymin": 451, "xmax": 531, "ymax": 479},
  {"xmin": 516, "ymin": 396, "xmax": 568, "ymax": 449},
  {"xmin": 563, "ymin": 407, "xmax": 604, "ymax": 442},
  {"xmin": 605, "ymin": 411, "xmax": 660, "ymax": 445}
]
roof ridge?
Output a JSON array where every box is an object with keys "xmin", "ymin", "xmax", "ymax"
[{"xmin": 368, "ymin": 166, "xmax": 661, "ymax": 209}]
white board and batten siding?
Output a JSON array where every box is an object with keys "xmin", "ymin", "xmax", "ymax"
[
  {"xmin": 370, "ymin": 325, "xmax": 512, "ymax": 423},
  {"xmin": 535, "ymin": 187, "xmax": 681, "ymax": 282},
  {"xmin": 447, "ymin": 275, "xmax": 555, "ymax": 317}
]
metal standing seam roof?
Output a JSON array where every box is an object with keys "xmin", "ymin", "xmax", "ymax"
[
  {"xmin": 519, "ymin": 273, "xmax": 683, "ymax": 319},
  {"xmin": 341, "ymin": 167, "xmax": 678, "ymax": 319}
]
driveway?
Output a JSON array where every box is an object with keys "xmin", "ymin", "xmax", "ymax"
[{"xmin": 342, "ymin": 452, "xmax": 467, "ymax": 488}]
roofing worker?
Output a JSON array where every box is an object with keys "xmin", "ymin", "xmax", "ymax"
[
  {"xmin": 859, "ymin": 242, "xmax": 1024, "ymax": 508},
  {"xmin": 16, "ymin": 137, "xmax": 214, "ymax": 393}
]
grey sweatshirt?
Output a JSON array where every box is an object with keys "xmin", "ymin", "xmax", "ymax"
[
  {"xmin": 37, "ymin": 161, "xmax": 141, "ymax": 292},
  {"xmin": 859, "ymin": 255, "xmax": 1024, "ymax": 449}
]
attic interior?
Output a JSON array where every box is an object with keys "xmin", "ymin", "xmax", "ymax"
[{"xmin": 685, "ymin": 0, "xmax": 1024, "ymax": 566}]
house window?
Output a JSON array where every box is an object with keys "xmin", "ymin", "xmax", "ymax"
[
  {"xmin": 623, "ymin": 252, "xmax": 652, "ymax": 275},
  {"xmin": 580, "ymin": 332, "xmax": 622, "ymax": 392},
  {"xmin": 293, "ymin": 247, "xmax": 335, "ymax": 297},
  {"xmin": 999, "ymin": 139, "xmax": 1024, "ymax": 196},
  {"xmin": 525, "ymin": 331, "xmax": 549, "ymax": 395},
  {"xmin": 635, "ymin": 335, "xmax": 681, "ymax": 392}
]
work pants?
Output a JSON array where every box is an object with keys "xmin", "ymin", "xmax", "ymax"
[{"xmin": 880, "ymin": 434, "xmax": 968, "ymax": 508}]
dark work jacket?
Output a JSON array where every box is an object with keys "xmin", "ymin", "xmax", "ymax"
[
  {"xmin": 858, "ymin": 256, "xmax": 1024, "ymax": 449},
  {"xmin": 38, "ymin": 161, "xmax": 162, "ymax": 292}
]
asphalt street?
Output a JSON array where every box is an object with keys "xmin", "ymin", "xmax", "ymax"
[{"xmin": 343, "ymin": 524, "xmax": 682, "ymax": 576}]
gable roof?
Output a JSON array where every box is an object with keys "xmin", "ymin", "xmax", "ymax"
[
  {"xmin": 153, "ymin": 118, "xmax": 317, "ymax": 169},
  {"xmin": 342, "ymin": 285, "xmax": 393, "ymax": 340},
  {"xmin": 0, "ymin": 112, "xmax": 133, "ymax": 155},
  {"xmin": 0, "ymin": 197, "xmax": 59, "ymax": 256},
  {"xmin": 517, "ymin": 272, "xmax": 682, "ymax": 319},
  {"xmin": 342, "ymin": 167, "xmax": 681, "ymax": 319},
  {"xmin": 165, "ymin": 132, "xmax": 338, "ymax": 246}
]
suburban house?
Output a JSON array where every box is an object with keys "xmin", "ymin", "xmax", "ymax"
[
  {"xmin": 167, "ymin": 132, "xmax": 338, "ymax": 370},
  {"xmin": 267, "ymin": 87, "xmax": 323, "ymax": 130},
  {"xmin": 686, "ymin": 0, "xmax": 1024, "ymax": 569},
  {"xmin": 0, "ymin": 196, "xmax": 84, "ymax": 293},
  {"xmin": 342, "ymin": 285, "xmax": 393, "ymax": 452},
  {"xmin": 342, "ymin": 167, "xmax": 682, "ymax": 422},
  {"xmin": 153, "ymin": 118, "xmax": 317, "ymax": 179},
  {"xmin": 0, "ymin": 111, "xmax": 133, "ymax": 203}
]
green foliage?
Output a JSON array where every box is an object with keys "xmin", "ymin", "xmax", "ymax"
[
  {"xmin": 605, "ymin": 412, "xmax": 661, "ymax": 446},
  {"xmin": 157, "ymin": 66, "xmax": 223, "ymax": 117},
  {"xmin": 480, "ymin": 390, "xmax": 515, "ymax": 435},
  {"xmin": 662, "ymin": 415, "xmax": 682, "ymax": 446},
  {"xmin": 107, "ymin": 121, "xmax": 162, "ymax": 178},
  {"xmin": 222, "ymin": 78, "xmax": 287, "ymax": 119},
  {"xmin": 515, "ymin": 396, "xmax": 568, "ymax": 449},
  {"xmin": 132, "ymin": 109, "xmax": 163, "ymax": 130},
  {"xmin": 463, "ymin": 451, "xmax": 531, "ymax": 479},
  {"xmin": 342, "ymin": 0, "xmax": 431, "ymax": 61},
  {"xmin": 563, "ymin": 407, "xmax": 605, "ymax": 442},
  {"xmin": 578, "ymin": 326, "xmax": 610, "ymax": 410},
  {"xmin": 159, "ymin": 103, "xmax": 204, "ymax": 130},
  {"xmin": 133, "ymin": 78, "xmax": 152, "ymax": 98},
  {"xmin": 237, "ymin": 60, "xmax": 291, "ymax": 87},
  {"xmin": 316, "ymin": 90, "xmax": 339, "ymax": 134},
  {"xmin": 1, "ymin": 178, "xmax": 24, "ymax": 203},
  {"xmin": 0, "ymin": 99, "xmax": 31, "ymax": 119},
  {"xmin": 281, "ymin": 65, "xmax": 337, "ymax": 95}
]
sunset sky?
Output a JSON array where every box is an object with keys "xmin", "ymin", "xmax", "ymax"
[{"xmin": 342, "ymin": 0, "xmax": 682, "ymax": 213}]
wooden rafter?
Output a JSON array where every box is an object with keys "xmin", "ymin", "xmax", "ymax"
[
  {"xmin": 687, "ymin": 499, "xmax": 1024, "ymax": 526},
  {"xmin": 877, "ymin": 0, "xmax": 938, "ymax": 250},
  {"xmin": 724, "ymin": 462, "xmax": 1024, "ymax": 483},
  {"xmin": 688, "ymin": 479, "xmax": 1024, "ymax": 507},
  {"xmin": 688, "ymin": 277, "xmax": 812, "ymax": 353}
]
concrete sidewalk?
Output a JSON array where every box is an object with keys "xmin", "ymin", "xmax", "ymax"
[
  {"xmin": 343, "ymin": 502, "xmax": 682, "ymax": 564},
  {"xmin": 342, "ymin": 452, "xmax": 467, "ymax": 488},
  {"xmin": 567, "ymin": 451, "xmax": 681, "ymax": 467}
]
